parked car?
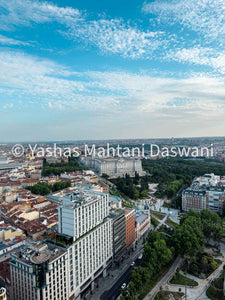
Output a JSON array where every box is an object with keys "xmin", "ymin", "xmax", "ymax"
[
  {"xmin": 138, "ymin": 254, "xmax": 143, "ymax": 260},
  {"xmin": 121, "ymin": 283, "xmax": 126, "ymax": 289},
  {"xmin": 130, "ymin": 261, "xmax": 135, "ymax": 266}
]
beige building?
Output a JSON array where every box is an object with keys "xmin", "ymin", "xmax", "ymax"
[
  {"xmin": 80, "ymin": 157, "xmax": 145, "ymax": 178},
  {"xmin": 19, "ymin": 210, "xmax": 39, "ymax": 221},
  {"xmin": 0, "ymin": 227, "xmax": 25, "ymax": 242}
]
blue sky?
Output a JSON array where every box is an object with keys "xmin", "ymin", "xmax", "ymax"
[{"xmin": 0, "ymin": 0, "xmax": 225, "ymax": 142}]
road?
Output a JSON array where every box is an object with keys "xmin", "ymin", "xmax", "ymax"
[
  {"xmin": 100, "ymin": 258, "xmax": 142, "ymax": 300},
  {"xmin": 91, "ymin": 243, "xmax": 144, "ymax": 300}
]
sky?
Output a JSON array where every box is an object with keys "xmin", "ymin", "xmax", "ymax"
[{"xmin": 0, "ymin": 0, "xmax": 225, "ymax": 142}]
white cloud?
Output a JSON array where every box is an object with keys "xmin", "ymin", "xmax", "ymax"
[
  {"xmin": 143, "ymin": 0, "xmax": 225, "ymax": 42},
  {"xmin": 66, "ymin": 19, "xmax": 165, "ymax": 58},
  {"xmin": 0, "ymin": 0, "xmax": 82, "ymax": 30},
  {"xmin": 0, "ymin": 0, "xmax": 166, "ymax": 59},
  {"xmin": 166, "ymin": 46, "xmax": 225, "ymax": 73},
  {"xmin": 0, "ymin": 34, "xmax": 31, "ymax": 46},
  {"xmin": 0, "ymin": 50, "xmax": 224, "ymax": 122}
]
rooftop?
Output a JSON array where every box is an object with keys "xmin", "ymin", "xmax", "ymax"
[
  {"xmin": 11, "ymin": 241, "xmax": 66, "ymax": 266},
  {"xmin": 60, "ymin": 189, "xmax": 106, "ymax": 208}
]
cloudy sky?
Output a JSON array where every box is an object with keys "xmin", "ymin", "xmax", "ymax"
[{"xmin": 0, "ymin": 0, "xmax": 225, "ymax": 142}]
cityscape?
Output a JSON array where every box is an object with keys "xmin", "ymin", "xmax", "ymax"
[{"xmin": 1, "ymin": 1, "xmax": 225, "ymax": 300}]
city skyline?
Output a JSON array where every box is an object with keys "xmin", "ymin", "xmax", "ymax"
[{"xmin": 0, "ymin": 0, "xmax": 225, "ymax": 142}]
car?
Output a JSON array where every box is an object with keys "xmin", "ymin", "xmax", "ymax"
[
  {"xmin": 138, "ymin": 254, "xmax": 143, "ymax": 260},
  {"xmin": 121, "ymin": 283, "xmax": 126, "ymax": 289},
  {"xmin": 130, "ymin": 261, "xmax": 135, "ymax": 266}
]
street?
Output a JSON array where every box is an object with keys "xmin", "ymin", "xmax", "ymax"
[{"xmin": 100, "ymin": 258, "xmax": 142, "ymax": 300}]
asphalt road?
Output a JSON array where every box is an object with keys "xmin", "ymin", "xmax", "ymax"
[{"xmin": 100, "ymin": 258, "xmax": 142, "ymax": 300}]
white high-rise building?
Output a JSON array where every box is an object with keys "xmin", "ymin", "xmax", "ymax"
[
  {"xmin": 9, "ymin": 242, "xmax": 68, "ymax": 300},
  {"xmin": 58, "ymin": 190, "xmax": 113, "ymax": 299},
  {"xmin": 58, "ymin": 191, "xmax": 109, "ymax": 239}
]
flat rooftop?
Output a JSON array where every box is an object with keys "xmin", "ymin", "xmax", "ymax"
[
  {"xmin": 11, "ymin": 241, "xmax": 66, "ymax": 266},
  {"xmin": 60, "ymin": 190, "xmax": 106, "ymax": 208}
]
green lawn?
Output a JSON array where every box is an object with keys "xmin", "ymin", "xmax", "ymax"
[{"xmin": 170, "ymin": 273, "xmax": 198, "ymax": 287}]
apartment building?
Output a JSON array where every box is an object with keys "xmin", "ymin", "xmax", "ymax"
[
  {"xmin": 182, "ymin": 189, "xmax": 207, "ymax": 212},
  {"xmin": 206, "ymin": 187, "xmax": 225, "ymax": 213},
  {"xmin": 182, "ymin": 174, "xmax": 225, "ymax": 213},
  {"xmin": 9, "ymin": 242, "xmax": 68, "ymax": 300}
]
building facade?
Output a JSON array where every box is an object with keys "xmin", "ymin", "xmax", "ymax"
[
  {"xmin": 58, "ymin": 191, "xmax": 109, "ymax": 239},
  {"xmin": 206, "ymin": 187, "xmax": 225, "ymax": 213},
  {"xmin": 80, "ymin": 157, "xmax": 145, "ymax": 178},
  {"xmin": 124, "ymin": 209, "xmax": 136, "ymax": 249},
  {"xmin": 182, "ymin": 189, "xmax": 207, "ymax": 212},
  {"xmin": 182, "ymin": 174, "xmax": 225, "ymax": 214},
  {"xmin": 58, "ymin": 190, "xmax": 113, "ymax": 299},
  {"xmin": 135, "ymin": 211, "xmax": 151, "ymax": 240},
  {"xmin": 110, "ymin": 210, "xmax": 126, "ymax": 262},
  {"xmin": 9, "ymin": 242, "xmax": 68, "ymax": 300}
]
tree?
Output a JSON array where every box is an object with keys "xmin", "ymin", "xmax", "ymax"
[{"xmin": 140, "ymin": 189, "xmax": 148, "ymax": 198}]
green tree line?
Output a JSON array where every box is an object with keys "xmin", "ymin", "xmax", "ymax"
[
  {"xmin": 26, "ymin": 181, "xmax": 71, "ymax": 195},
  {"xmin": 42, "ymin": 157, "xmax": 88, "ymax": 176}
]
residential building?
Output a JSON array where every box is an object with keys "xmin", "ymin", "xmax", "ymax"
[
  {"xmin": 0, "ymin": 222, "xmax": 25, "ymax": 242},
  {"xmin": 182, "ymin": 189, "xmax": 207, "ymax": 212},
  {"xmin": 182, "ymin": 174, "xmax": 225, "ymax": 213},
  {"xmin": 0, "ymin": 236, "xmax": 26, "ymax": 256},
  {"xmin": 206, "ymin": 187, "xmax": 225, "ymax": 213},
  {"xmin": 9, "ymin": 242, "xmax": 68, "ymax": 300}
]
